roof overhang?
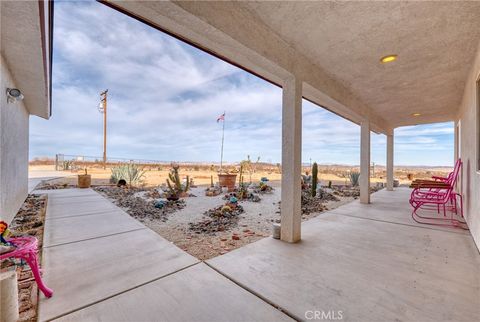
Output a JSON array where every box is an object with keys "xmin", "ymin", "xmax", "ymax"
[
  {"xmin": 1, "ymin": 0, "xmax": 53, "ymax": 119},
  {"xmin": 102, "ymin": 1, "xmax": 480, "ymax": 133}
]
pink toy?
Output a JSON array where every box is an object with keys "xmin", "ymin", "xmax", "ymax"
[
  {"xmin": 409, "ymin": 159, "xmax": 467, "ymax": 229},
  {"xmin": 0, "ymin": 236, "xmax": 53, "ymax": 297}
]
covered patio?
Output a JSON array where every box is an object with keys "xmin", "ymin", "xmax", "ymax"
[
  {"xmin": 36, "ymin": 187, "xmax": 479, "ymax": 321},
  {"xmin": 209, "ymin": 188, "xmax": 479, "ymax": 321},
  {"xmin": 104, "ymin": 0, "xmax": 480, "ymax": 246},
  {"xmin": 1, "ymin": 1, "xmax": 479, "ymax": 321}
]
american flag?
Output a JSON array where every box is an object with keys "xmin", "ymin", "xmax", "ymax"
[{"xmin": 216, "ymin": 112, "xmax": 225, "ymax": 123}]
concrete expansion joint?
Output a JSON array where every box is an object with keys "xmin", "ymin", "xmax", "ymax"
[
  {"xmin": 45, "ymin": 261, "xmax": 202, "ymax": 322},
  {"xmin": 331, "ymin": 211, "xmax": 469, "ymax": 236},
  {"xmin": 43, "ymin": 227, "xmax": 147, "ymax": 249},
  {"xmin": 203, "ymin": 261, "xmax": 301, "ymax": 321},
  {"xmin": 44, "ymin": 209, "xmax": 121, "ymax": 221}
]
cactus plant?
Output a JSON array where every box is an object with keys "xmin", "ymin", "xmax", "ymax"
[
  {"xmin": 237, "ymin": 163, "xmax": 248, "ymax": 199},
  {"xmin": 166, "ymin": 164, "xmax": 190, "ymax": 199},
  {"xmin": 311, "ymin": 162, "xmax": 318, "ymax": 197}
]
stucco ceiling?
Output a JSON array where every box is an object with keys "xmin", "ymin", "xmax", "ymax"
[{"xmin": 239, "ymin": 1, "xmax": 480, "ymax": 127}]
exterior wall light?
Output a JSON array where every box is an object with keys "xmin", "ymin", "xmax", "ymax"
[
  {"xmin": 6, "ymin": 88, "xmax": 24, "ymax": 103},
  {"xmin": 380, "ymin": 55, "xmax": 397, "ymax": 63},
  {"xmin": 412, "ymin": 113, "xmax": 421, "ymax": 117}
]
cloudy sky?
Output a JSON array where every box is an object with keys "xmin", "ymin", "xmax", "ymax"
[{"xmin": 29, "ymin": 1, "xmax": 454, "ymax": 166}]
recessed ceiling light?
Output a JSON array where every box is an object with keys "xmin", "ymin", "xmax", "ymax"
[
  {"xmin": 412, "ymin": 113, "xmax": 421, "ymax": 117},
  {"xmin": 380, "ymin": 55, "xmax": 397, "ymax": 64}
]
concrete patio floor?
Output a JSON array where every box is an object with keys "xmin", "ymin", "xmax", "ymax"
[
  {"xmin": 37, "ymin": 188, "xmax": 291, "ymax": 322},
  {"xmin": 209, "ymin": 188, "xmax": 480, "ymax": 322},
  {"xmin": 36, "ymin": 187, "xmax": 479, "ymax": 321}
]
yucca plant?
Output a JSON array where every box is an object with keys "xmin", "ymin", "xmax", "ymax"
[
  {"xmin": 110, "ymin": 163, "xmax": 146, "ymax": 186},
  {"xmin": 349, "ymin": 171, "xmax": 360, "ymax": 187},
  {"xmin": 62, "ymin": 160, "xmax": 74, "ymax": 170}
]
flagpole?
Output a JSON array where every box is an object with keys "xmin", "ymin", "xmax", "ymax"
[{"xmin": 220, "ymin": 111, "xmax": 225, "ymax": 171}]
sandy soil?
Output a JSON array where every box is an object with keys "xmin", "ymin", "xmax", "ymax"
[{"xmin": 29, "ymin": 164, "xmax": 420, "ymax": 186}]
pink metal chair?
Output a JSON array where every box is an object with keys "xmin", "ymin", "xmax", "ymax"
[
  {"xmin": 0, "ymin": 236, "xmax": 53, "ymax": 297},
  {"xmin": 409, "ymin": 159, "xmax": 466, "ymax": 229}
]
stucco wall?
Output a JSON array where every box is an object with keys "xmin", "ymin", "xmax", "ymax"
[
  {"xmin": 0, "ymin": 54, "xmax": 29, "ymax": 224},
  {"xmin": 458, "ymin": 43, "xmax": 480, "ymax": 250}
]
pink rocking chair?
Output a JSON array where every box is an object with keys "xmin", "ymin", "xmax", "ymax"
[
  {"xmin": 0, "ymin": 236, "xmax": 53, "ymax": 297},
  {"xmin": 409, "ymin": 159, "xmax": 467, "ymax": 229}
]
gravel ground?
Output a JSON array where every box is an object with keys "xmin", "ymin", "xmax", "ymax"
[
  {"xmin": 141, "ymin": 184, "xmax": 357, "ymax": 260},
  {"xmin": 70, "ymin": 181, "xmax": 372, "ymax": 260}
]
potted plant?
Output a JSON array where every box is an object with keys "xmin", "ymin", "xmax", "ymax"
[
  {"xmin": 78, "ymin": 168, "xmax": 91, "ymax": 188},
  {"xmin": 218, "ymin": 169, "xmax": 237, "ymax": 192}
]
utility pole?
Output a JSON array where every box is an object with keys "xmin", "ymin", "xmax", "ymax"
[{"xmin": 98, "ymin": 90, "xmax": 108, "ymax": 169}]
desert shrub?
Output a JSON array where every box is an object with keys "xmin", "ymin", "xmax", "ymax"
[
  {"xmin": 349, "ymin": 171, "xmax": 360, "ymax": 187},
  {"xmin": 62, "ymin": 160, "xmax": 74, "ymax": 170},
  {"xmin": 110, "ymin": 163, "xmax": 146, "ymax": 186}
]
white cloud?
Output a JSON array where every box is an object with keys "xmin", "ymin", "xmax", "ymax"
[{"xmin": 30, "ymin": 1, "xmax": 454, "ymax": 167}]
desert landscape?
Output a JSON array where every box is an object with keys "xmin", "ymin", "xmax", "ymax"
[{"xmin": 28, "ymin": 158, "xmax": 452, "ymax": 260}]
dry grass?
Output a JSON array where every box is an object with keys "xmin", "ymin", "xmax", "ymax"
[{"xmin": 29, "ymin": 163, "xmax": 452, "ymax": 187}]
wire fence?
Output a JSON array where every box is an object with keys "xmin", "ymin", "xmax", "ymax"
[{"xmin": 53, "ymin": 154, "xmax": 237, "ymax": 171}]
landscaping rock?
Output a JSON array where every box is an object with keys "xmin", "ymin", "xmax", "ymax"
[
  {"xmin": 94, "ymin": 186, "xmax": 185, "ymax": 221},
  {"xmin": 188, "ymin": 204, "xmax": 244, "ymax": 235}
]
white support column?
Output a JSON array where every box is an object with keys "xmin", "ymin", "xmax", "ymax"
[
  {"xmin": 386, "ymin": 130, "xmax": 394, "ymax": 191},
  {"xmin": 280, "ymin": 76, "xmax": 302, "ymax": 243},
  {"xmin": 360, "ymin": 120, "xmax": 371, "ymax": 204}
]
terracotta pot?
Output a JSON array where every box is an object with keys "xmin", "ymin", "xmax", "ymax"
[
  {"xmin": 77, "ymin": 174, "xmax": 91, "ymax": 188},
  {"xmin": 218, "ymin": 174, "xmax": 237, "ymax": 192}
]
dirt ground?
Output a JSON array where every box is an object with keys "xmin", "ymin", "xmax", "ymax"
[{"xmin": 29, "ymin": 164, "xmax": 445, "ymax": 186}]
